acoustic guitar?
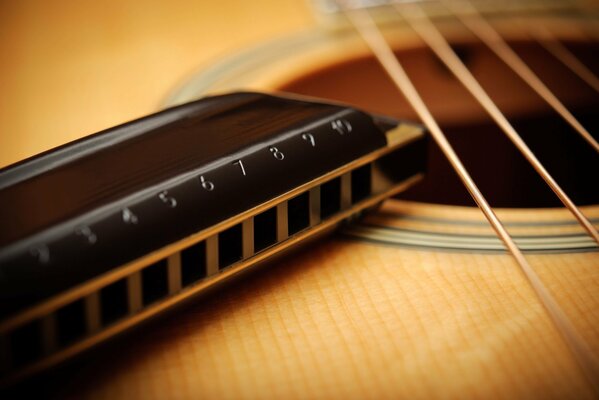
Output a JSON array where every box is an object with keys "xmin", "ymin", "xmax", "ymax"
[{"xmin": 0, "ymin": 0, "xmax": 598, "ymax": 398}]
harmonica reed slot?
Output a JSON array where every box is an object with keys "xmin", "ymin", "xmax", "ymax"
[
  {"xmin": 9, "ymin": 320, "xmax": 42, "ymax": 368},
  {"xmin": 277, "ymin": 202, "xmax": 289, "ymax": 242},
  {"xmin": 141, "ymin": 260, "xmax": 169, "ymax": 306},
  {"xmin": 288, "ymin": 192, "xmax": 310, "ymax": 235},
  {"xmin": 56, "ymin": 299, "xmax": 86, "ymax": 347},
  {"xmin": 351, "ymin": 164, "xmax": 372, "ymax": 203},
  {"xmin": 320, "ymin": 177, "xmax": 341, "ymax": 219},
  {"xmin": 167, "ymin": 253, "xmax": 182, "ymax": 295},
  {"xmin": 218, "ymin": 224, "xmax": 243, "ymax": 269},
  {"xmin": 254, "ymin": 207, "xmax": 277, "ymax": 252},
  {"xmin": 181, "ymin": 241, "xmax": 207, "ymax": 285},
  {"xmin": 100, "ymin": 279, "xmax": 129, "ymax": 325},
  {"xmin": 84, "ymin": 292, "xmax": 102, "ymax": 334}
]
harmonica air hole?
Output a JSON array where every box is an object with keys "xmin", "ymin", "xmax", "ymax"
[
  {"xmin": 141, "ymin": 259, "xmax": 169, "ymax": 306},
  {"xmin": 218, "ymin": 224, "xmax": 243, "ymax": 269},
  {"xmin": 181, "ymin": 241, "xmax": 207, "ymax": 286},
  {"xmin": 100, "ymin": 278, "xmax": 129, "ymax": 325},
  {"xmin": 288, "ymin": 192, "xmax": 310, "ymax": 235},
  {"xmin": 56, "ymin": 299, "xmax": 86, "ymax": 347},
  {"xmin": 254, "ymin": 207, "xmax": 277, "ymax": 252},
  {"xmin": 320, "ymin": 177, "xmax": 342, "ymax": 219},
  {"xmin": 351, "ymin": 164, "xmax": 372, "ymax": 204},
  {"xmin": 8, "ymin": 320, "xmax": 43, "ymax": 368}
]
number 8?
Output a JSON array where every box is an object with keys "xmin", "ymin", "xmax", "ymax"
[{"xmin": 269, "ymin": 146, "xmax": 284, "ymax": 160}]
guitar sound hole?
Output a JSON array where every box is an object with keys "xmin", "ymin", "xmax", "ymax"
[{"xmin": 280, "ymin": 40, "xmax": 599, "ymax": 207}]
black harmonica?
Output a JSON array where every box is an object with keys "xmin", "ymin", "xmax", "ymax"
[{"xmin": 0, "ymin": 92, "xmax": 426, "ymax": 384}]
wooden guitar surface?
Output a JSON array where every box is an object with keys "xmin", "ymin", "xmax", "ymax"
[
  {"xmin": 55, "ymin": 201, "xmax": 596, "ymax": 399},
  {"xmin": 1, "ymin": 0, "xmax": 598, "ymax": 398}
]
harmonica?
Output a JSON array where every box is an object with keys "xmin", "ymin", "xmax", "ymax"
[{"xmin": 0, "ymin": 92, "xmax": 426, "ymax": 384}]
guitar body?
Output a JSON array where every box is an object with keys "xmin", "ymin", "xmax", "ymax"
[{"xmin": 1, "ymin": 0, "xmax": 598, "ymax": 398}]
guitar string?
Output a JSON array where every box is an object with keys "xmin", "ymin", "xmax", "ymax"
[
  {"xmin": 442, "ymin": 0, "xmax": 599, "ymax": 153},
  {"xmin": 393, "ymin": 2, "xmax": 599, "ymax": 245},
  {"xmin": 394, "ymin": 0, "xmax": 599, "ymax": 388},
  {"xmin": 336, "ymin": 1, "xmax": 599, "ymax": 392},
  {"xmin": 530, "ymin": 24, "xmax": 599, "ymax": 94}
]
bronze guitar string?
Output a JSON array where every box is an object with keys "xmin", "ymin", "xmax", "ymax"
[
  {"xmin": 443, "ymin": 0, "xmax": 599, "ymax": 153},
  {"xmin": 394, "ymin": 2, "xmax": 599, "ymax": 245},
  {"xmin": 530, "ymin": 23, "xmax": 599, "ymax": 94},
  {"xmin": 339, "ymin": 1, "xmax": 599, "ymax": 393}
]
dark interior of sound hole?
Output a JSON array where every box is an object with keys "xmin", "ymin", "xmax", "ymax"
[{"xmin": 279, "ymin": 40, "xmax": 598, "ymax": 207}]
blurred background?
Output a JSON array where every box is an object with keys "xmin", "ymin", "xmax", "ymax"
[{"xmin": 0, "ymin": 0, "xmax": 314, "ymax": 169}]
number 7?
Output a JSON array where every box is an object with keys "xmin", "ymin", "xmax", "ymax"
[{"xmin": 233, "ymin": 159, "xmax": 247, "ymax": 176}]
